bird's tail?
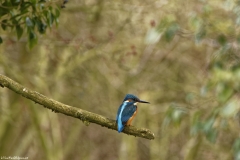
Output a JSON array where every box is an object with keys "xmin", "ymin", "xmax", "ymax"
[{"xmin": 117, "ymin": 120, "xmax": 124, "ymax": 133}]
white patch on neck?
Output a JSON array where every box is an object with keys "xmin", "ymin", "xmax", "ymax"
[
  {"xmin": 124, "ymin": 100, "xmax": 130, "ymax": 102},
  {"xmin": 134, "ymin": 102, "xmax": 138, "ymax": 105}
]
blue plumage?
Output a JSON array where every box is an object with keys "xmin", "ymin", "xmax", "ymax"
[
  {"xmin": 121, "ymin": 103, "xmax": 137, "ymax": 123},
  {"xmin": 122, "ymin": 94, "xmax": 139, "ymax": 102},
  {"xmin": 116, "ymin": 94, "xmax": 149, "ymax": 133},
  {"xmin": 116, "ymin": 101, "xmax": 137, "ymax": 132}
]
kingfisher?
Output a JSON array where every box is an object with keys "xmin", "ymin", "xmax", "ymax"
[{"xmin": 116, "ymin": 94, "xmax": 150, "ymax": 133}]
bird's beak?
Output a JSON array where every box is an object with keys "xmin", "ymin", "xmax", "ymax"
[{"xmin": 138, "ymin": 100, "xmax": 150, "ymax": 104}]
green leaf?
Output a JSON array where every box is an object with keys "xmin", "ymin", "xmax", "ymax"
[
  {"xmin": 190, "ymin": 111, "xmax": 202, "ymax": 136},
  {"xmin": 203, "ymin": 117, "xmax": 215, "ymax": 133},
  {"xmin": 213, "ymin": 61, "xmax": 224, "ymax": 69},
  {"xmin": 237, "ymin": 35, "xmax": 240, "ymax": 43},
  {"xmin": 163, "ymin": 105, "xmax": 187, "ymax": 127},
  {"xmin": 44, "ymin": 10, "xmax": 54, "ymax": 27},
  {"xmin": 0, "ymin": 37, "xmax": 3, "ymax": 44},
  {"xmin": 169, "ymin": 105, "xmax": 187, "ymax": 126},
  {"xmin": 39, "ymin": 3, "xmax": 45, "ymax": 10},
  {"xmin": 231, "ymin": 64, "xmax": 240, "ymax": 72},
  {"xmin": 145, "ymin": 28, "xmax": 161, "ymax": 44},
  {"xmin": 216, "ymin": 83, "xmax": 233, "ymax": 102},
  {"xmin": 220, "ymin": 101, "xmax": 238, "ymax": 117},
  {"xmin": 11, "ymin": 0, "xmax": 20, "ymax": 6},
  {"xmin": 234, "ymin": 151, "xmax": 240, "ymax": 160},
  {"xmin": 48, "ymin": 12, "xmax": 54, "ymax": 27},
  {"xmin": 205, "ymin": 129, "xmax": 218, "ymax": 143},
  {"xmin": 28, "ymin": 30, "xmax": 37, "ymax": 48},
  {"xmin": 233, "ymin": 138, "xmax": 240, "ymax": 152},
  {"xmin": 2, "ymin": 1, "xmax": 11, "ymax": 7},
  {"xmin": 172, "ymin": 109, "xmax": 184, "ymax": 123},
  {"xmin": 185, "ymin": 92, "xmax": 195, "ymax": 103},
  {"xmin": 217, "ymin": 34, "xmax": 227, "ymax": 46},
  {"xmin": 37, "ymin": 22, "xmax": 47, "ymax": 34},
  {"xmin": 190, "ymin": 16, "xmax": 203, "ymax": 30},
  {"xmin": 30, "ymin": 0, "xmax": 36, "ymax": 4},
  {"xmin": 201, "ymin": 114, "xmax": 218, "ymax": 143},
  {"xmin": 0, "ymin": 8, "xmax": 9, "ymax": 17},
  {"xmin": 1, "ymin": 20, "xmax": 8, "ymax": 30},
  {"xmin": 164, "ymin": 23, "xmax": 179, "ymax": 42},
  {"xmin": 55, "ymin": 8, "xmax": 60, "ymax": 18},
  {"xmin": 233, "ymin": 138, "xmax": 240, "ymax": 160},
  {"xmin": 156, "ymin": 19, "xmax": 168, "ymax": 32},
  {"xmin": 29, "ymin": 30, "xmax": 36, "ymax": 40},
  {"xmin": 54, "ymin": 8, "xmax": 60, "ymax": 25},
  {"xmin": 26, "ymin": 17, "xmax": 34, "ymax": 27},
  {"xmin": 55, "ymin": 17, "xmax": 59, "ymax": 26},
  {"xmin": 195, "ymin": 26, "xmax": 206, "ymax": 44},
  {"xmin": 16, "ymin": 25, "xmax": 23, "ymax": 40},
  {"xmin": 20, "ymin": 2, "xmax": 32, "ymax": 13},
  {"xmin": 191, "ymin": 121, "xmax": 202, "ymax": 136},
  {"xmin": 11, "ymin": 18, "xmax": 18, "ymax": 26}
]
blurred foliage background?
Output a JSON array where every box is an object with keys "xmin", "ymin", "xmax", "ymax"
[{"xmin": 1, "ymin": 0, "xmax": 240, "ymax": 159}]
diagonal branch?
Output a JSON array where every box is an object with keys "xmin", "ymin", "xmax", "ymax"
[{"xmin": 0, "ymin": 74, "xmax": 155, "ymax": 140}]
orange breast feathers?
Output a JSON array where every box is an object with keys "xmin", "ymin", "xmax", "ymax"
[{"xmin": 126, "ymin": 107, "xmax": 138, "ymax": 126}]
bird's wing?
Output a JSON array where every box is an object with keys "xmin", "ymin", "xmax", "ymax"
[
  {"xmin": 116, "ymin": 101, "xmax": 130, "ymax": 132},
  {"xmin": 121, "ymin": 102, "xmax": 137, "ymax": 123},
  {"xmin": 116, "ymin": 103, "xmax": 123, "ymax": 121},
  {"xmin": 116, "ymin": 102, "xmax": 137, "ymax": 132}
]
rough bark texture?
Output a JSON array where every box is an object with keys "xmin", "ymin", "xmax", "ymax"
[{"xmin": 0, "ymin": 74, "xmax": 155, "ymax": 140}]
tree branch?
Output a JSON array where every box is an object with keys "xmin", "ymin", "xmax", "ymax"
[{"xmin": 0, "ymin": 74, "xmax": 155, "ymax": 140}]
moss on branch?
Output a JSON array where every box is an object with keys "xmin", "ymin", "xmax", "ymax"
[{"xmin": 0, "ymin": 74, "xmax": 155, "ymax": 140}]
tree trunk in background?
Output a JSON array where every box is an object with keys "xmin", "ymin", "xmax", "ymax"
[{"xmin": 137, "ymin": 139, "xmax": 150, "ymax": 160}]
